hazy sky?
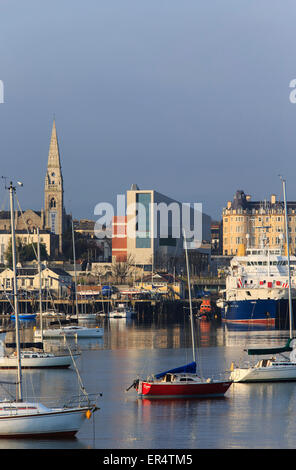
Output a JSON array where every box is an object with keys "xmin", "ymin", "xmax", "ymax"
[{"xmin": 1, "ymin": 0, "xmax": 296, "ymax": 221}]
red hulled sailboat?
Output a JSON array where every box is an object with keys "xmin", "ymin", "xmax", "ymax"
[{"xmin": 127, "ymin": 233, "xmax": 232, "ymax": 399}]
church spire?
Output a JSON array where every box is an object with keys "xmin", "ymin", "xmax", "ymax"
[
  {"xmin": 47, "ymin": 119, "xmax": 61, "ymax": 169},
  {"xmin": 44, "ymin": 119, "xmax": 65, "ymax": 253}
]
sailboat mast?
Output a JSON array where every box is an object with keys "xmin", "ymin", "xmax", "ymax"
[
  {"xmin": 282, "ymin": 178, "xmax": 293, "ymax": 338},
  {"xmin": 183, "ymin": 231, "xmax": 196, "ymax": 363},
  {"xmin": 9, "ymin": 182, "xmax": 22, "ymax": 401},
  {"xmin": 72, "ymin": 221, "xmax": 79, "ymax": 319},
  {"xmin": 37, "ymin": 228, "xmax": 43, "ymax": 342}
]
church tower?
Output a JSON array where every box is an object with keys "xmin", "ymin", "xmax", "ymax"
[{"xmin": 44, "ymin": 119, "xmax": 65, "ymax": 253}]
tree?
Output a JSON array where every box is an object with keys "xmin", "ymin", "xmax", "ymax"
[
  {"xmin": 62, "ymin": 228, "xmax": 104, "ymax": 261},
  {"xmin": 4, "ymin": 238, "xmax": 48, "ymax": 265},
  {"xmin": 111, "ymin": 254, "xmax": 135, "ymax": 284}
]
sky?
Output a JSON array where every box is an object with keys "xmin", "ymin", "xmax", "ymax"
[{"xmin": 1, "ymin": 0, "xmax": 296, "ymax": 221}]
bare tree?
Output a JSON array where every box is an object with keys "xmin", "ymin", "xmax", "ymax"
[{"xmin": 111, "ymin": 254, "xmax": 135, "ymax": 284}]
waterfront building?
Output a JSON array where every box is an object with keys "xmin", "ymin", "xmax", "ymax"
[
  {"xmin": 112, "ymin": 184, "xmax": 211, "ymax": 271},
  {"xmin": 0, "ymin": 265, "xmax": 72, "ymax": 297},
  {"xmin": 222, "ymin": 190, "xmax": 296, "ymax": 255},
  {"xmin": 0, "ymin": 229, "xmax": 58, "ymax": 264}
]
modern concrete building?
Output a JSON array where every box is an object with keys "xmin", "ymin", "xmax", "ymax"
[
  {"xmin": 222, "ymin": 190, "xmax": 296, "ymax": 255},
  {"xmin": 112, "ymin": 184, "xmax": 211, "ymax": 270}
]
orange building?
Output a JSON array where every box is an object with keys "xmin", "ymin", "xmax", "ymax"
[{"xmin": 112, "ymin": 216, "xmax": 127, "ymax": 262}]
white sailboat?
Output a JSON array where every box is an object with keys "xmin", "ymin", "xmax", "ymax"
[
  {"xmin": 230, "ymin": 177, "xmax": 296, "ymax": 382},
  {"xmin": 37, "ymin": 325, "xmax": 104, "ymax": 339},
  {"xmin": 0, "ymin": 181, "xmax": 99, "ymax": 437},
  {"xmin": 108, "ymin": 303, "xmax": 135, "ymax": 319}
]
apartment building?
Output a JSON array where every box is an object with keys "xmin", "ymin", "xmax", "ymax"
[{"xmin": 222, "ymin": 190, "xmax": 296, "ymax": 255}]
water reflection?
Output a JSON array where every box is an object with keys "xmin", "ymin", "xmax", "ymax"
[
  {"xmin": 0, "ymin": 437, "xmax": 88, "ymax": 449},
  {"xmin": 0, "ymin": 316, "xmax": 296, "ymax": 448}
]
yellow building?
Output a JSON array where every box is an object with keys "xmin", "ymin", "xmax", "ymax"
[{"xmin": 222, "ymin": 190, "xmax": 296, "ymax": 255}]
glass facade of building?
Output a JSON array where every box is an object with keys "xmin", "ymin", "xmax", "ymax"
[{"xmin": 136, "ymin": 193, "xmax": 151, "ymax": 248}]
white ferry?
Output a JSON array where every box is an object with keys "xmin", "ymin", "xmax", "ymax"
[{"xmin": 217, "ymin": 242, "xmax": 296, "ymax": 323}]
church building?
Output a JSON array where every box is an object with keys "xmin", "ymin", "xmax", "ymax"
[
  {"xmin": 44, "ymin": 119, "xmax": 70, "ymax": 252},
  {"xmin": 0, "ymin": 120, "xmax": 71, "ymax": 259}
]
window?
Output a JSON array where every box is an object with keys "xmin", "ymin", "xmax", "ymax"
[
  {"xmin": 136, "ymin": 193, "xmax": 151, "ymax": 249},
  {"xmin": 50, "ymin": 198, "xmax": 56, "ymax": 208}
]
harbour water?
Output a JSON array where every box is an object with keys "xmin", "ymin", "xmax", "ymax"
[{"xmin": 0, "ymin": 315, "xmax": 295, "ymax": 450}]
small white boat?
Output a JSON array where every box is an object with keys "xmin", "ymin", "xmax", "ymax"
[
  {"xmin": 35, "ymin": 325, "xmax": 104, "ymax": 339},
  {"xmin": 230, "ymin": 355, "xmax": 296, "ymax": 383},
  {"xmin": 0, "ymin": 400, "xmax": 97, "ymax": 438},
  {"xmin": 68, "ymin": 313, "xmax": 98, "ymax": 321},
  {"xmin": 108, "ymin": 304, "xmax": 135, "ymax": 319},
  {"xmin": 0, "ymin": 350, "xmax": 78, "ymax": 369},
  {"xmin": 36, "ymin": 310, "xmax": 65, "ymax": 318}
]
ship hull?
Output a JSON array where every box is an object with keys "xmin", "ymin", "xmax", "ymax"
[
  {"xmin": 230, "ymin": 363, "xmax": 296, "ymax": 382},
  {"xmin": 0, "ymin": 406, "xmax": 91, "ymax": 438},
  {"xmin": 137, "ymin": 380, "xmax": 232, "ymax": 398},
  {"xmin": 222, "ymin": 299, "xmax": 277, "ymax": 323}
]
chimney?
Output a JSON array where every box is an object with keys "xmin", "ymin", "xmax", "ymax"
[{"xmin": 271, "ymin": 194, "xmax": 276, "ymax": 204}]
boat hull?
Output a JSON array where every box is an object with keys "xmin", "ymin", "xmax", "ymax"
[
  {"xmin": 0, "ymin": 407, "xmax": 91, "ymax": 438},
  {"xmin": 222, "ymin": 299, "xmax": 277, "ymax": 323},
  {"xmin": 0, "ymin": 354, "xmax": 77, "ymax": 369},
  {"xmin": 11, "ymin": 314, "xmax": 36, "ymax": 321},
  {"xmin": 231, "ymin": 364, "xmax": 296, "ymax": 382},
  {"xmin": 137, "ymin": 380, "xmax": 232, "ymax": 398},
  {"xmin": 37, "ymin": 327, "xmax": 104, "ymax": 338}
]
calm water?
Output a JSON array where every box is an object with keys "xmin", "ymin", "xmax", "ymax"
[{"xmin": 0, "ymin": 315, "xmax": 295, "ymax": 449}]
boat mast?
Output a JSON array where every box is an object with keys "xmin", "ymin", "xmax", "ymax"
[
  {"xmin": 282, "ymin": 177, "xmax": 293, "ymax": 338},
  {"xmin": 9, "ymin": 182, "xmax": 23, "ymax": 401},
  {"xmin": 72, "ymin": 220, "xmax": 79, "ymax": 319},
  {"xmin": 37, "ymin": 228, "xmax": 43, "ymax": 342},
  {"xmin": 183, "ymin": 230, "xmax": 196, "ymax": 363}
]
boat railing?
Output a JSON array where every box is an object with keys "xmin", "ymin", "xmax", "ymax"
[{"xmin": 62, "ymin": 393, "xmax": 102, "ymax": 409}]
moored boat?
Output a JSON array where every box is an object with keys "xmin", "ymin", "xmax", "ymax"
[
  {"xmin": 108, "ymin": 304, "xmax": 135, "ymax": 319},
  {"xmin": 230, "ymin": 178, "xmax": 296, "ymax": 382},
  {"xmin": 35, "ymin": 325, "xmax": 104, "ymax": 339},
  {"xmin": 127, "ymin": 231, "xmax": 232, "ymax": 398},
  {"xmin": 134, "ymin": 362, "xmax": 232, "ymax": 398}
]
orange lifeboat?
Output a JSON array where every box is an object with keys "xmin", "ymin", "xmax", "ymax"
[{"xmin": 198, "ymin": 298, "xmax": 212, "ymax": 320}]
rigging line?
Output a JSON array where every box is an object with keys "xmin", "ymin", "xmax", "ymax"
[
  {"xmin": 46, "ymin": 289, "xmax": 89, "ymax": 401},
  {"xmin": 2, "ymin": 284, "xmax": 16, "ymax": 314},
  {"xmin": 0, "ymin": 382, "xmax": 16, "ymax": 401}
]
